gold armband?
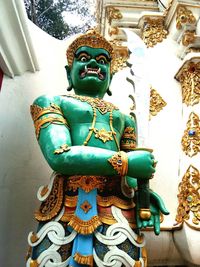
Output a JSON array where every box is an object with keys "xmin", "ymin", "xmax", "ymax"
[
  {"xmin": 108, "ymin": 151, "xmax": 128, "ymax": 176},
  {"xmin": 30, "ymin": 103, "xmax": 63, "ymax": 121},
  {"xmin": 34, "ymin": 116, "xmax": 68, "ymax": 139}
]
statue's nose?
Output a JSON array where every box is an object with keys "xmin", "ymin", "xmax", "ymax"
[{"xmin": 88, "ymin": 58, "xmax": 98, "ymax": 68}]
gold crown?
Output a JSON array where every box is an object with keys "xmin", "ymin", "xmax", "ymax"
[{"xmin": 66, "ymin": 29, "xmax": 116, "ymax": 73}]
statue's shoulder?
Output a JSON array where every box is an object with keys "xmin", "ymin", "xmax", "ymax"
[{"xmin": 33, "ymin": 94, "xmax": 63, "ymax": 108}]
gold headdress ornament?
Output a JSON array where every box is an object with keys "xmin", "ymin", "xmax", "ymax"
[{"xmin": 66, "ymin": 29, "xmax": 116, "ymax": 73}]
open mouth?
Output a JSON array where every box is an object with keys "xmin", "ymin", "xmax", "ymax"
[{"xmin": 80, "ymin": 66, "xmax": 105, "ymax": 80}]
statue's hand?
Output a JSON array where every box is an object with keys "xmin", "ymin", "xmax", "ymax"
[
  {"xmin": 136, "ymin": 190, "xmax": 169, "ymax": 235},
  {"xmin": 127, "ymin": 151, "xmax": 155, "ymax": 179}
]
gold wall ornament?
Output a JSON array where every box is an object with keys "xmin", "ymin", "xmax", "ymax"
[
  {"xmin": 149, "ymin": 87, "xmax": 167, "ymax": 117},
  {"xmin": 142, "ymin": 17, "xmax": 168, "ymax": 48},
  {"xmin": 176, "ymin": 6, "xmax": 196, "ymax": 30},
  {"xmin": 108, "ymin": 26, "xmax": 119, "ymax": 37},
  {"xmin": 181, "ymin": 112, "xmax": 200, "ymax": 157},
  {"xmin": 106, "ymin": 7, "xmax": 123, "ymax": 25},
  {"xmin": 176, "ymin": 61, "xmax": 200, "ymax": 106},
  {"xmin": 176, "ymin": 165, "xmax": 200, "ymax": 229},
  {"xmin": 182, "ymin": 31, "xmax": 196, "ymax": 47}
]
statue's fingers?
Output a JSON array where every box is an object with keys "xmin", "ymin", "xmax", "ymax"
[
  {"xmin": 150, "ymin": 191, "xmax": 169, "ymax": 215},
  {"xmin": 154, "ymin": 215, "xmax": 160, "ymax": 235}
]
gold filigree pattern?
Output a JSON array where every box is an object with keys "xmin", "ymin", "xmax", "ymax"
[
  {"xmin": 106, "ymin": 7, "xmax": 123, "ymax": 25},
  {"xmin": 94, "ymin": 128, "xmax": 113, "ymax": 143},
  {"xmin": 182, "ymin": 31, "xmax": 196, "ymax": 46},
  {"xmin": 68, "ymin": 94, "xmax": 118, "ymax": 115},
  {"xmin": 66, "ymin": 175, "xmax": 107, "ymax": 193},
  {"xmin": 35, "ymin": 174, "xmax": 64, "ymax": 221},
  {"xmin": 122, "ymin": 127, "xmax": 136, "ymax": 140},
  {"xmin": 176, "ymin": 6, "xmax": 196, "ymax": 30},
  {"xmin": 108, "ymin": 151, "xmax": 128, "ymax": 176},
  {"xmin": 97, "ymin": 195, "xmax": 135, "ymax": 209},
  {"xmin": 54, "ymin": 144, "xmax": 71, "ymax": 154},
  {"xmin": 181, "ymin": 112, "xmax": 200, "ymax": 157},
  {"xmin": 176, "ymin": 62, "xmax": 200, "ymax": 106},
  {"xmin": 142, "ymin": 17, "xmax": 168, "ymax": 48},
  {"xmin": 30, "ymin": 103, "xmax": 63, "ymax": 121},
  {"xmin": 80, "ymin": 200, "xmax": 92, "ymax": 213},
  {"xmin": 150, "ymin": 87, "xmax": 167, "ymax": 117},
  {"xmin": 176, "ymin": 165, "xmax": 200, "ymax": 229},
  {"xmin": 68, "ymin": 215, "xmax": 102, "ymax": 234}
]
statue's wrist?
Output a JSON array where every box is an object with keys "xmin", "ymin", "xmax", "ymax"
[{"xmin": 108, "ymin": 151, "xmax": 128, "ymax": 176}]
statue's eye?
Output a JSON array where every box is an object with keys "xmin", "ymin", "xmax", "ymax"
[
  {"xmin": 99, "ymin": 59, "xmax": 106, "ymax": 64},
  {"xmin": 96, "ymin": 55, "xmax": 108, "ymax": 65},
  {"xmin": 80, "ymin": 56, "xmax": 87, "ymax": 62}
]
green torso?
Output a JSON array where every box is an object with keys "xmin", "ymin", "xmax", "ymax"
[{"xmin": 61, "ymin": 95, "xmax": 125, "ymax": 151}]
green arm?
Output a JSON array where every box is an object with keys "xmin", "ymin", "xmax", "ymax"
[{"xmin": 32, "ymin": 95, "xmax": 154, "ymax": 178}]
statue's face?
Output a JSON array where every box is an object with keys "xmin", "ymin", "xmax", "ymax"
[{"xmin": 69, "ymin": 46, "xmax": 112, "ymax": 98}]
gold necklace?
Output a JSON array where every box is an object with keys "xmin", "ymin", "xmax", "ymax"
[{"xmin": 67, "ymin": 94, "xmax": 120, "ymax": 150}]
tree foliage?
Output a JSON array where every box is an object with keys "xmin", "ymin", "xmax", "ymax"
[{"xmin": 24, "ymin": 0, "xmax": 96, "ymax": 40}]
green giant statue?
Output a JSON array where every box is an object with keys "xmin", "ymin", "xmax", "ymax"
[{"xmin": 27, "ymin": 29, "xmax": 169, "ymax": 267}]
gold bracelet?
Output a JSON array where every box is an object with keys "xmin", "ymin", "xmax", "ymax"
[
  {"xmin": 108, "ymin": 151, "xmax": 128, "ymax": 176},
  {"xmin": 34, "ymin": 116, "xmax": 69, "ymax": 139}
]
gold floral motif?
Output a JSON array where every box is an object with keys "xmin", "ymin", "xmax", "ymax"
[
  {"xmin": 67, "ymin": 175, "xmax": 107, "ymax": 193},
  {"xmin": 94, "ymin": 128, "xmax": 113, "ymax": 143},
  {"xmin": 176, "ymin": 6, "xmax": 196, "ymax": 30},
  {"xmin": 176, "ymin": 165, "xmax": 200, "ymax": 229},
  {"xmin": 181, "ymin": 112, "xmax": 200, "ymax": 157},
  {"xmin": 35, "ymin": 174, "xmax": 64, "ymax": 221},
  {"xmin": 108, "ymin": 151, "xmax": 128, "ymax": 176},
  {"xmin": 106, "ymin": 7, "xmax": 123, "ymax": 25},
  {"xmin": 142, "ymin": 17, "xmax": 168, "ymax": 48},
  {"xmin": 150, "ymin": 87, "xmax": 167, "ymax": 117},
  {"xmin": 68, "ymin": 215, "xmax": 102, "ymax": 234},
  {"xmin": 80, "ymin": 200, "xmax": 92, "ymax": 213},
  {"xmin": 112, "ymin": 43, "xmax": 129, "ymax": 73},
  {"xmin": 74, "ymin": 252, "xmax": 93, "ymax": 266},
  {"xmin": 176, "ymin": 62, "xmax": 200, "ymax": 106},
  {"xmin": 182, "ymin": 31, "xmax": 196, "ymax": 46},
  {"xmin": 54, "ymin": 144, "xmax": 71, "ymax": 154}
]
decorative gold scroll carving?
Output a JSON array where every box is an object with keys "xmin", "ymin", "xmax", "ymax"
[
  {"xmin": 107, "ymin": 7, "xmax": 123, "ymax": 25},
  {"xmin": 176, "ymin": 165, "xmax": 200, "ymax": 229},
  {"xmin": 182, "ymin": 31, "xmax": 196, "ymax": 46},
  {"xmin": 177, "ymin": 62, "xmax": 200, "ymax": 106},
  {"xmin": 108, "ymin": 26, "xmax": 119, "ymax": 37},
  {"xmin": 112, "ymin": 43, "xmax": 129, "ymax": 72},
  {"xmin": 142, "ymin": 17, "xmax": 168, "ymax": 48},
  {"xmin": 176, "ymin": 6, "xmax": 196, "ymax": 30},
  {"xmin": 181, "ymin": 112, "xmax": 200, "ymax": 157},
  {"xmin": 149, "ymin": 87, "xmax": 167, "ymax": 117}
]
